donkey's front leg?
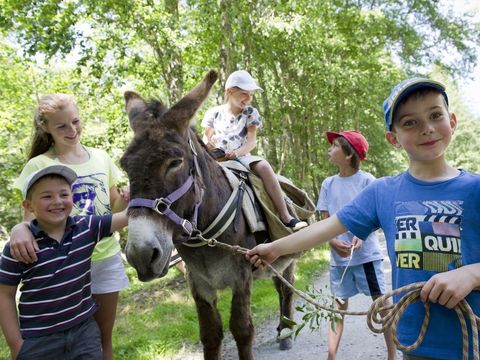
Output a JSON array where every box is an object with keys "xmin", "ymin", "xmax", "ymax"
[
  {"xmin": 190, "ymin": 281, "xmax": 223, "ymax": 360},
  {"xmin": 230, "ymin": 269, "xmax": 254, "ymax": 360}
]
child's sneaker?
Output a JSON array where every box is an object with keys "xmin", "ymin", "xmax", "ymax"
[{"xmin": 284, "ymin": 218, "xmax": 308, "ymax": 231}]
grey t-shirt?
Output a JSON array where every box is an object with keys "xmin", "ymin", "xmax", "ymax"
[{"xmin": 317, "ymin": 170, "xmax": 383, "ymax": 266}]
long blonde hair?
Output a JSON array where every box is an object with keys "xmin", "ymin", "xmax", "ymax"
[{"xmin": 29, "ymin": 94, "xmax": 79, "ymax": 160}]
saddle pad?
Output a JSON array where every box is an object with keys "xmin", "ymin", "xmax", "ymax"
[
  {"xmin": 221, "ymin": 162, "xmax": 316, "ymax": 240},
  {"xmin": 220, "ymin": 165, "xmax": 267, "ymax": 234},
  {"xmin": 247, "ymin": 172, "xmax": 316, "ymax": 240},
  {"xmin": 220, "ymin": 159, "xmax": 250, "ymax": 173}
]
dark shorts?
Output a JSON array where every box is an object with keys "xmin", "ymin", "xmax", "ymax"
[
  {"xmin": 17, "ymin": 317, "xmax": 101, "ymax": 360},
  {"xmin": 329, "ymin": 260, "xmax": 387, "ymax": 299},
  {"xmin": 403, "ymin": 354, "xmax": 439, "ymax": 360}
]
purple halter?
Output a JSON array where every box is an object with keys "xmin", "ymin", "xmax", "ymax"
[{"xmin": 127, "ymin": 136, "xmax": 202, "ymax": 238}]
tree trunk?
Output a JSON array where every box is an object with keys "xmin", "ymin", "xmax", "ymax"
[
  {"xmin": 164, "ymin": 0, "xmax": 184, "ymax": 104},
  {"xmin": 219, "ymin": 0, "xmax": 235, "ymax": 97}
]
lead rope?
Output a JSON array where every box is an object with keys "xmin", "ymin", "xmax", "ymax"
[
  {"xmin": 332, "ymin": 244, "xmax": 355, "ymax": 302},
  {"xmin": 196, "ymin": 234, "xmax": 480, "ymax": 360}
]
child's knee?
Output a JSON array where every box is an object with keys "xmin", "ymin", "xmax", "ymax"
[{"xmin": 251, "ymin": 160, "xmax": 272, "ymax": 175}]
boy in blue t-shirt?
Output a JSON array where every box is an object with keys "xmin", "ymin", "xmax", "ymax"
[
  {"xmin": 317, "ymin": 130, "xmax": 396, "ymax": 360},
  {"xmin": 247, "ymin": 78, "xmax": 480, "ymax": 359},
  {"xmin": 0, "ymin": 165, "xmax": 128, "ymax": 360}
]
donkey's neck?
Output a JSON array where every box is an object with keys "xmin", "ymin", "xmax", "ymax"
[
  {"xmin": 199, "ymin": 152, "xmax": 231, "ymax": 199},
  {"xmin": 195, "ymin": 149, "xmax": 235, "ymax": 230}
]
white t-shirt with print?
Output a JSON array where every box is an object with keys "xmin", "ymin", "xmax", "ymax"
[{"xmin": 201, "ymin": 104, "xmax": 262, "ymax": 153}]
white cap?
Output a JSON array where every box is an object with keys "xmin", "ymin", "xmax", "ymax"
[
  {"xmin": 225, "ymin": 70, "xmax": 263, "ymax": 91},
  {"xmin": 22, "ymin": 165, "xmax": 77, "ymax": 199}
]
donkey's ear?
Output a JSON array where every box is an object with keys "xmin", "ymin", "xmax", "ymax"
[
  {"xmin": 124, "ymin": 91, "xmax": 148, "ymax": 133},
  {"xmin": 164, "ymin": 70, "xmax": 218, "ymax": 134}
]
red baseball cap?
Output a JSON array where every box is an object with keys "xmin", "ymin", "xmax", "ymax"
[{"xmin": 325, "ymin": 130, "xmax": 369, "ymax": 161}]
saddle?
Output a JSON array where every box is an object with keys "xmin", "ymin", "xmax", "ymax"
[{"xmin": 220, "ymin": 161, "xmax": 315, "ymax": 241}]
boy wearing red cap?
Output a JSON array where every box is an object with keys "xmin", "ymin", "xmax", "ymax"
[
  {"xmin": 317, "ymin": 130, "xmax": 396, "ymax": 360},
  {"xmin": 247, "ymin": 78, "xmax": 480, "ymax": 359}
]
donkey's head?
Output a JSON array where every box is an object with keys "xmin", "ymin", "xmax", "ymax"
[{"xmin": 120, "ymin": 70, "xmax": 218, "ymax": 281}]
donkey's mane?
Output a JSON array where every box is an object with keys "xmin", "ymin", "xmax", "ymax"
[{"xmin": 145, "ymin": 99, "xmax": 168, "ymax": 119}]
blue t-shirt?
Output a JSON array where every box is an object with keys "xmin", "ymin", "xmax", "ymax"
[
  {"xmin": 316, "ymin": 170, "xmax": 383, "ymax": 266},
  {"xmin": 337, "ymin": 169, "xmax": 480, "ymax": 359}
]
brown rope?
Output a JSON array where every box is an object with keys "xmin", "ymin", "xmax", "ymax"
[{"xmin": 198, "ymin": 236, "xmax": 480, "ymax": 359}]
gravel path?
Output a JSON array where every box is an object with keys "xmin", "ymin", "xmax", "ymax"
[{"xmin": 177, "ymin": 237, "xmax": 402, "ymax": 360}]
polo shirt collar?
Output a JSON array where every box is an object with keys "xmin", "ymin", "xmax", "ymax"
[{"xmin": 29, "ymin": 216, "xmax": 77, "ymax": 237}]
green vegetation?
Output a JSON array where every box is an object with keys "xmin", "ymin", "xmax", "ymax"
[
  {"xmin": 0, "ymin": 247, "xmax": 329, "ymax": 359},
  {"xmin": 1, "ymin": 1, "xmax": 480, "ymax": 235}
]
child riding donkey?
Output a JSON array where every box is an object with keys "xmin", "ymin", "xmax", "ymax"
[{"xmin": 202, "ymin": 70, "xmax": 308, "ymax": 232}]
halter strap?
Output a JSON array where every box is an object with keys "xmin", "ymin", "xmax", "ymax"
[
  {"xmin": 127, "ymin": 133, "xmax": 242, "ymax": 244},
  {"xmin": 127, "ymin": 134, "xmax": 203, "ymax": 238},
  {"xmin": 128, "ymin": 174, "xmax": 196, "ymax": 235}
]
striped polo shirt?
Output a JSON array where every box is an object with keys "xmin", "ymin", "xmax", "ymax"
[{"xmin": 0, "ymin": 215, "xmax": 112, "ymax": 338}]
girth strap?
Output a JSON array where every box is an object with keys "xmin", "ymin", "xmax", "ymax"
[{"xmin": 233, "ymin": 175, "xmax": 247, "ymax": 232}]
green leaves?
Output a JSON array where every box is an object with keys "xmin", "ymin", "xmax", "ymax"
[
  {"xmin": 0, "ymin": 0, "xmax": 479, "ymax": 232},
  {"xmin": 278, "ymin": 284, "xmax": 342, "ymax": 340}
]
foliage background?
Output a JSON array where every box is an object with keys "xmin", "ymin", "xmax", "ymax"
[
  {"xmin": 0, "ymin": 0, "xmax": 479, "ymax": 234},
  {"xmin": 0, "ymin": 0, "xmax": 479, "ymax": 357}
]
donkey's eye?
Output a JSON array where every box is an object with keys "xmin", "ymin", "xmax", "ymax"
[{"xmin": 166, "ymin": 158, "xmax": 184, "ymax": 172}]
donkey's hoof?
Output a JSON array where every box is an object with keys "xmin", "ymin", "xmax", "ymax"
[{"xmin": 278, "ymin": 337, "xmax": 292, "ymax": 350}]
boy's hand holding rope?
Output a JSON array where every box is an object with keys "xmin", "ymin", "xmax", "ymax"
[{"xmin": 198, "ymin": 235, "xmax": 480, "ymax": 360}]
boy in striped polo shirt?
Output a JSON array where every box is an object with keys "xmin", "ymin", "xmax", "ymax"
[{"xmin": 0, "ymin": 165, "xmax": 128, "ymax": 360}]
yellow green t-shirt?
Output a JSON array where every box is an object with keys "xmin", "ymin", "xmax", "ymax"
[{"xmin": 14, "ymin": 147, "xmax": 123, "ymax": 262}]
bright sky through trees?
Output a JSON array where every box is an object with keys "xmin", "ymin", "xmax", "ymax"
[{"xmin": 447, "ymin": 0, "xmax": 480, "ymax": 114}]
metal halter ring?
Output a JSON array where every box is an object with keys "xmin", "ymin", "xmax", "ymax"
[
  {"xmin": 181, "ymin": 219, "xmax": 193, "ymax": 236},
  {"xmin": 207, "ymin": 238, "xmax": 217, "ymax": 247},
  {"xmin": 153, "ymin": 198, "xmax": 171, "ymax": 215}
]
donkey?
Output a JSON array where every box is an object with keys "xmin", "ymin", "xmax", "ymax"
[{"xmin": 120, "ymin": 70, "xmax": 299, "ymax": 360}]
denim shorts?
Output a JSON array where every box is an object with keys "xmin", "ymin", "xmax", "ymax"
[
  {"xmin": 235, "ymin": 155, "xmax": 264, "ymax": 170},
  {"xmin": 90, "ymin": 252, "xmax": 129, "ymax": 294},
  {"xmin": 17, "ymin": 317, "xmax": 101, "ymax": 360},
  {"xmin": 329, "ymin": 260, "xmax": 387, "ymax": 299}
]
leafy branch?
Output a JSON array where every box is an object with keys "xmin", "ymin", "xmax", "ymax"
[{"xmin": 278, "ymin": 284, "xmax": 342, "ymax": 340}]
